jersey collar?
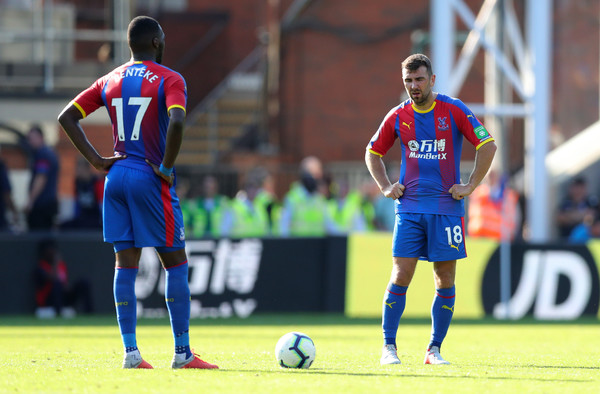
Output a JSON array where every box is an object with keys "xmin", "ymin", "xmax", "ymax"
[{"xmin": 412, "ymin": 101, "xmax": 437, "ymax": 113}]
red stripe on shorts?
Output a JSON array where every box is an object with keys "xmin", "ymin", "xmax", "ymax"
[{"xmin": 160, "ymin": 179, "xmax": 175, "ymax": 247}]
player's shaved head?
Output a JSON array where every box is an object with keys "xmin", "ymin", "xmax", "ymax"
[
  {"xmin": 402, "ymin": 53, "xmax": 433, "ymax": 77},
  {"xmin": 127, "ymin": 16, "xmax": 163, "ymax": 55}
]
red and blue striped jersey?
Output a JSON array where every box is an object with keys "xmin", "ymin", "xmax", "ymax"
[
  {"xmin": 71, "ymin": 60, "xmax": 187, "ymax": 166},
  {"xmin": 368, "ymin": 94, "xmax": 494, "ymax": 216}
]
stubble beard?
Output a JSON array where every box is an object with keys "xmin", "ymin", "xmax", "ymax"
[{"xmin": 411, "ymin": 89, "xmax": 431, "ymax": 106}]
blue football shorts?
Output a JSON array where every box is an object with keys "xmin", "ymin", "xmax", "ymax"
[
  {"xmin": 392, "ymin": 212, "xmax": 467, "ymax": 262},
  {"xmin": 103, "ymin": 162, "xmax": 185, "ymax": 251}
]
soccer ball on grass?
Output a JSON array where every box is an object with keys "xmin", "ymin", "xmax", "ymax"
[{"xmin": 275, "ymin": 332, "xmax": 316, "ymax": 369}]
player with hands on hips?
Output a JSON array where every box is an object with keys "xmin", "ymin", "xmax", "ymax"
[
  {"xmin": 365, "ymin": 53, "xmax": 496, "ymax": 366},
  {"xmin": 58, "ymin": 16, "xmax": 217, "ymax": 370}
]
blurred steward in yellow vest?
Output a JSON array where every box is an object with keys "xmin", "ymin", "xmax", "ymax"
[
  {"xmin": 278, "ymin": 156, "xmax": 339, "ymax": 237},
  {"xmin": 182, "ymin": 175, "xmax": 232, "ymax": 239},
  {"xmin": 249, "ymin": 167, "xmax": 280, "ymax": 235},
  {"xmin": 229, "ymin": 174, "xmax": 271, "ymax": 238},
  {"xmin": 467, "ymin": 171, "xmax": 521, "ymax": 240},
  {"xmin": 327, "ymin": 177, "xmax": 371, "ymax": 233}
]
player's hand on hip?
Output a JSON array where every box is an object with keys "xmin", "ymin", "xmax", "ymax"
[
  {"xmin": 449, "ymin": 183, "xmax": 474, "ymax": 200},
  {"xmin": 95, "ymin": 154, "xmax": 127, "ymax": 173},
  {"xmin": 145, "ymin": 159, "xmax": 174, "ymax": 186},
  {"xmin": 382, "ymin": 183, "xmax": 405, "ymax": 199}
]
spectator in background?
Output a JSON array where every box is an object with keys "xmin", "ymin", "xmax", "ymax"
[
  {"xmin": 248, "ymin": 167, "xmax": 279, "ymax": 235},
  {"xmin": 228, "ymin": 175, "xmax": 271, "ymax": 238},
  {"xmin": 569, "ymin": 209, "xmax": 600, "ymax": 243},
  {"xmin": 25, "ymin": 125, "xmax": 59, "ymax": 231},
  {"xmin": 556, "ymin": 177, "xmax": 598, "ymax": 239},
  {"xmin": 177, "ymin": 176, "xmax": 193, "ymax": 234},
  {"xmin": 467, "ymin": 170, "xmax": 521, "ymax": 241},
  {"xmin": 279, "ymin": 156, "xmax": 338, "ymax": 237},
  {"xmin": 34, "ymin": 238, "xmax": 93, "ymax": 318},
  {"xmin": 328, "ymin": 176, "xmax": 369, "ymax": 233},
  {"xmin": 186, "ymin": 175, "xmax": 232, "ymax": 238},
  {"xmin": 358, "ymin": 179, "xmax": 376, "ymax": 231},
  {"xmin": 0, "ymin": 154, "xmax": 17, "ymax": 232},
  {"xmin": 60, "ymin": 158, "xmax": 104, "ymax": 230}
]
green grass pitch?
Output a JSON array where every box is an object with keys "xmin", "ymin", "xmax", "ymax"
[{"xmin": 1, "ymin": 315, "xmax": 599, "ymax": 393}]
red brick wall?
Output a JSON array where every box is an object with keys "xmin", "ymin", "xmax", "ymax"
[
  {"xmin": 187, "ymin": 0, "xmax": 265, "ymax": 65},
  {"xmin": 279, "ymin": 1, "xmax": 432, "ymax": 164},
  {"xmin": 159, "ymin": 13, "xmax": 231, "ymax": 107},
  {"xmin": 51, "ymin": 1, "xmax": 600, "ymax": 193},
  {"xmin": 277, "ymin": 0, "xmax": 598, "ymax": 172},
  {"xmin": 0, "ymin": 147, "xmax": 28, "ymax": 170}
]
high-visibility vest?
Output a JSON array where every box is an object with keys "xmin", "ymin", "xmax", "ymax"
[
  {"xmin": 254, "ymin": 189, "xmax": 275, "ymax": 210},
  {"xmin": 230, "ymin": 198, "xmax": 269, "ymax": 238},
  {"xmin": 468, "ymin": 184, "xmax": 519, "ymax": 240},
  {"xmin": 189, "ymin": 196, "xmax": 229, "ymax": 238},
  {"xmin": 254, "ymin": 189, "xmax": 278, "ymax": 234},
  {"xmin": 328, "ymin": 191, "xmax": 366, "ymax": 232},
  {"xmin": 180, "ymin": 199, "xmax": 194, "ymax": 235},
  {"xmin": 361, "ymin": 198, "xmax": 376, "ymax": 231},
  {"xmin": 285, "ymin": 184, "xmax": 327, "ymax": 237}
]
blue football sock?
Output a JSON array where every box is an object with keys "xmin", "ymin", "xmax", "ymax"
[
  {"xmin": 165, "ymin": 261, "xmax": 192, "ymax": 358},
  {"xmin": 429, "ymin": 285, "xmax": 456, "ymax": 349},
  {"xmin": 382, "ymin": 283, "xmax": 408, "ymax": 346},
  {"xmin": 113, "ymin": 267, "xmax": 138, "ymax": 352}
]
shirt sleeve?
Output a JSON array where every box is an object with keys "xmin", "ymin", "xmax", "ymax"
[
  {"xmin": 453, "ymin": 100, "xmax": 494, "ymax": 150},
  {"xmin": 35, "ymin": 159, "xmax": 51, "ymax": 175},
  {"xmin": 164, "ymin": 73, "xmax": 187, "ymax": 114},
  {"xmin": 34, "ymin": 150, "xmax": 53, "ymax": 175},
  {"xmin": 367, "ymin": 107, "xmax": 398, "ymax": 157},
  {"xmin": 71, "ymin": 77, "xmax": 107, "ymax": 118}
]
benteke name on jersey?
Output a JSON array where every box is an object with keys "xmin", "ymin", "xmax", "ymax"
[{"xmin": 119, "ymin": 66, "xmax": 159, "ymax": 83}]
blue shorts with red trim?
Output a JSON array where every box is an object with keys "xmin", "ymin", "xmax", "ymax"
[
  {"xmin": 103, "ymin": 159, "xmax": 185, "ymax": 250},
  {"xmin": 392, "ymin": 212, "xmax": 466, "ymax": 262}
]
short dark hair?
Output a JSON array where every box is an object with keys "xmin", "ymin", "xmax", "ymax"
[
  {"xmin": 402, "ymin": 53, "xmax": 433, "ymax": 76},
  {"xmin": 127, "ymin": 16, "xmax": 161, "ymax": 53},
  {"xmin": 29, "ymin": 124, "xmax": 43, "ymax": 136},
  {"xmin": 28, "ymin": 124, "xmax": 44, "ymax": 140}
]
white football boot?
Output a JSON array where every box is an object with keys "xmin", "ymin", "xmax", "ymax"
[
  {"xmin": 171, "ymin": 351, "xmax": 219, "ymax": 369},
  {"xmin": 380, "ymin": 344, "xmax": 401, "ymax": 365},
  {"xmin": 423, "ymin": 346, "xmax": 450, "ymax": 365},
  {"xmin": 122, "ymin": 349, "xmax": 153, "ymax": 369}
]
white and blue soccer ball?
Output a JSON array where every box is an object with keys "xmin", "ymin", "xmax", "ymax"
[{"xmin": 275, "ymin": 332, "xmax": 316, "ymax": 369}]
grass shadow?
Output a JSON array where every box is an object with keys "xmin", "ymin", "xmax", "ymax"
[
  {"xmin": 1, "ymin": 314, "xmax": 598, "ymax": 327},
  {"xmin": 219, "ymin": 368, "xmax": 590, "ymax": 383}
]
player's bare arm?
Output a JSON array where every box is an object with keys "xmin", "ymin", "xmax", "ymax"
[
  {"xmin": 365, "ymin": 150, "xmax": 405, "ymax": 199},
  {"xmin": 145, "ymin": 106, "xmax": 185, "ymax": 186},
  {"xmin": 58, "ymin": 105, "xmax": 126, "ymax": 172},
  {"xmin": 449, "ymin": 141, "xmax": 497, "ymax": 200}
]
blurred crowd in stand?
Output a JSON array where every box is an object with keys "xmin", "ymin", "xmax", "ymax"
[
  {"xmin": 0, "ymin": 125, "xmax": 105, "ymax": 235},
  {"xmin": 1, "ymin": 126, "xmax": 600, "ymax": 243},
  {"xmin": 178, "ymin": 156, "xmax": 392, "ymax": 238},
  {"xmin": 556, "ymin": 176, "xmax": 600, "ymax": 243}
]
